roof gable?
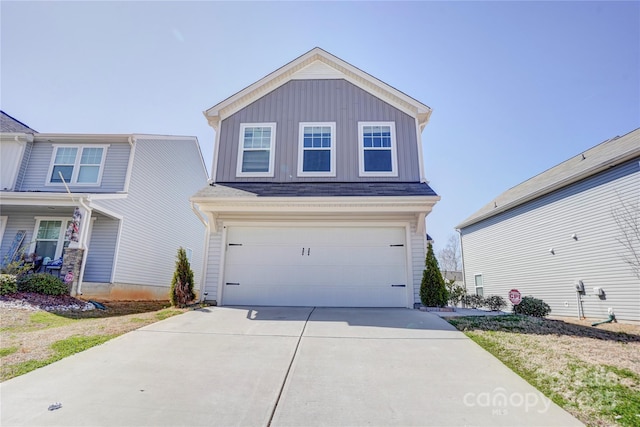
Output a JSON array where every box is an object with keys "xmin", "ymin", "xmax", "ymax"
[
  {"xmin": 204, "ymin": 47, "xmax": 432, "ymax": 130},
  {"xmin": 457, "ymin": 128, "xmax": 640, "ymax": 229}
]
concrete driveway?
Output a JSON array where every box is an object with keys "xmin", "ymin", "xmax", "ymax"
[{"xmin": 1, "ymin": 307, "xmax": 582, "ymax": 427}]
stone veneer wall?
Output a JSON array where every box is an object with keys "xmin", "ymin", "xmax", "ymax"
[{"xmin": 61, "ymin": 248, "xmax": 84, "ymax": 295}]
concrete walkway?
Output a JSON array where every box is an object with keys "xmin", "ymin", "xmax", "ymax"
[{"xmin": 0, "ymin": 307, "xmax": 582, "ymax": 426}]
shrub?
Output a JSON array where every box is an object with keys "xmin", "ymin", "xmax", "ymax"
[
  {"xmin": 0, "ymin": 274, "xmax": 17, "ymax": 295},
  {"xmin": 446, "ymin": 281, "xmax": 467, "ymax": 307},
  {"xmin": 17, "ymin": 273, "xmax": 69, "ymax": 296},
  {"xmin": 462, "ymin": 294, "xmax": 485, "ymax": 309},
  {"xmin": 170, "ymin": 247, "xmax": 195, "ymax": 307},
  {"xmin": 484, "ymin": 295, "xmax": 506, "ymax": 311},
  {"xmin": 420, "ymin": 244, "xmax": 448, "ymax": 307},
  {"xmin": 513, "ymin": 296, "xmax": 551, "ymax": 317}
]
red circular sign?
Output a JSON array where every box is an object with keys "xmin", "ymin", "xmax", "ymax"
[{"xmin": 509, "ymin": 289, "xmax": 522, "ymax": 305}]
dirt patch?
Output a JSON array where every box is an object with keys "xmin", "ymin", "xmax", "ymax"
[{"xmin": 0, "ymin": 296, "xmax": 188, "ymax": 381}]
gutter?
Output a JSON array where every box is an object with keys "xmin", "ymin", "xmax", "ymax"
[{"xmin": 76, "ymin": 197, "xmax": 92, "ymax": 296}]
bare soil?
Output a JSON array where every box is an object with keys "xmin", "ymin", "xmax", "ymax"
[{"xmin": 0, "ymin": 295, "xmax": 188, "ymax": 381}]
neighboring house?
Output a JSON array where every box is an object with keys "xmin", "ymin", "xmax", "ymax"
[
  {"xmin": 191, "ymin": 48, "xmax": 440, "ymax": 308},
  {"xmin": 0, "ymin": 111, "xmax": 208, "ymax": 300},
  {"xmin": 442, "ymin": 270, "xmax": 463, "ymax": 287},
  {"xmin": 457, "ymin": 128, "xmax": 640, "ymax": 322}
]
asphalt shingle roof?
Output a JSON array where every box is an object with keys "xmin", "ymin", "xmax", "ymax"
[
  {"xmin": 457, "ymin": 128, "xmax": 640, "ymax": 229},
  {"xmin": 0, "ymin": 111, "xmax": 37, "ymax": 133},
  {"xmin": 196, "ymin": 182, "xmax": 438, "ymax": 198}
]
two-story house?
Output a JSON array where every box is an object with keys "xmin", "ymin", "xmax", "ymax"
[
  {"xmin": 192, "ymin": 48, "xmax": 440, "ymax": 308},
  {"xmin": 0, "ymin": 111, "xmax": 208, "ymax": 300}
]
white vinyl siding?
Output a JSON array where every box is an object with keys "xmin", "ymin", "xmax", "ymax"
[
  {"xmin": 297, "ymin": 122, "xmax": 336, "ymax": 177},
  {"xmin": 96, "ymin": 137, "xmax": 206, "ymax": 291},
  {"xmin": 46, "ymin": 145, "xmax": 108, "ymax": 186},
  {"xmin": 358, "ymin": 122, "xmax": 398, "ymax": 177},
  {"xmin": 236, "ymin": 123, "xmax": 276, "ymax": 177},
  {"xmin": 460, "ymin": 158, "xmax": 640, "ymax": 322}
]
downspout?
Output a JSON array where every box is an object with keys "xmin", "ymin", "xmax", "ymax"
[
  {"xmin": 57, "ymin": 171, "xmax": 92, "ymax": 296},
  {"xmin": 456, "ymin": 228, "xmax": 468, "ymax": 297},
  {"xmin": 191, "ymin": 201, "xmax": 210, "ymax": 302},
  {"xmin": 76, "ymin": 197, "xmax": 92, "ymax": 296}
]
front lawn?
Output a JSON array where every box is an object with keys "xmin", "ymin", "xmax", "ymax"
[{"xmin": 448, "ymin": 315, "xmax": 640, "ymax": 427}]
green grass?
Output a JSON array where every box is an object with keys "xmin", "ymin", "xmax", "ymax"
[
  {"xmin": 3, "ymin": 335, "xmax": 115, "ymax": 379},
  {"xmin": 448, "ymin": 316, "xmax": 640, "ymax": 427},
  {"xmin": 0, "ymin": 346, "xmax": 18, "ymax": 357},
  {"xmin": 155, "ymin": 309, "xmax": 183, "ymax": 321},
  {"xmin": 1, "ymin": 311, "xmax": 76, "ymax": 333}
]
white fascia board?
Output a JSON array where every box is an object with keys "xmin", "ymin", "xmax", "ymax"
[
  {"xmin": 34, "ymin": 134, "xmax": 132, "ymax": 144},
  {"xmin": 193, "ymin": 195, "xmax": 440, "ymax": 215},
  {"xmin": 0, "ymin": 192, "xmax": 127, "ymax": 206},
  {"xmin": 204, "ymin": 47, "xmax": 433, "ymax": 128},
  {"xmin": 1, "ymin": 133, "xmax": 34, "ymax": 143},
  {"xmin": 0, "ymin": 192, "xmax": 91, "ymax": 206}
]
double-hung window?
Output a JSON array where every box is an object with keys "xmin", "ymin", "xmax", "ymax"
[
  {"xmin": 47, "ymin": 145, "xmax": 108, "ymax": 185},
  {"xmin": 474, "ymin": 274, "xmax": 484, "ymax": 297},
  {"xmin": 29, "ymin": 218, "xmax": 72, "ymax": 260},
  {"xmin": 358, "ymin": 122, "xmax": 398, "ymax": 177},
  {"xmin": 297, "ymin": 122, "xmax": 336, "ymax": 177},
  {"xmin": 236, "ymin": 123, "xmax": 276, "ymax": 177}
]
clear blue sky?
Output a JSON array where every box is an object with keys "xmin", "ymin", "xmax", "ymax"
[{"xmin": 2, "ymin": 1, "xmax": 639, "ymax": 253}]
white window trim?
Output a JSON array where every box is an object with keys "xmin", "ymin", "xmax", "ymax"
[
  {"xmin": 236, "ymin": 123, "xmax": 276, "ymax": 178},
  {"xmin": 45, "ymin": 144, "xmax": 110, "ymax": 186},
  {"xmin": 297, "ymin": 122, "xmax": 336, "ymax": 177},
  {"xmin": 358, "ymin": 121, "xmax": 398, "ymax": 177},
  {"xmin": 474, "ymin": 273, "xmax": 484, "ymax": 296},
  {"xmin": 0, "ymin": 216, "xmax": 7, "ymax": 243},
  {"xmin": 29, "ymin": 217, "xmax": 72, "ymax": 259}
]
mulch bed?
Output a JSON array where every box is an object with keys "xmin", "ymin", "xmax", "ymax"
[{"xmin": 0, "ymin": 292, "xmax": 94, "ymax": 312}]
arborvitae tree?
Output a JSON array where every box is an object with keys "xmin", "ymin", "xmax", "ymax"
[
  {"xmin": 170, "ymin": 247, "xmax": 195, "ymax": 307},
  {"xmin": 420, "ymin": 243, "xmax": 448, "ymax": 307}
]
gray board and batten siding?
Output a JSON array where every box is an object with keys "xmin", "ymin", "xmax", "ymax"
[
  {"xmin": 460, "ymin": 158, "xmax": 640, "ymax": 322},
  {"xmin": 18, "ymin": 140, "xmax": 131, "ymax": 193},
  {"xmin": 215, "ymin": 79, "xmax": 420, "ymax": 183}
]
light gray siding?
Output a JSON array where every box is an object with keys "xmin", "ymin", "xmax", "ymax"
[
  {"xmin": 0, "ymin": 213, "xmax": 36, "ymax": 261},
  {"xmin": 216, "ymin": 79, "xmax": 420, "ymax": 183},
  {"xmin": 84, "ymin": 215, "xmax": 119, "ymax": 282},
  {"xmin": 411, "ymin": 223, "xmax": 427, "ymax": 306},
  {"xmin": 14, "ymin": 140, "xmax": 32, "ymax": 190},
  {"xmin": 19, "ymin": 141, "xmax": 130, "ymax": 193},
  {"xmin": 460, "ymin": 158, "xmax": 640, "ymax": 322},
  {"xmin": 97, "ymin": 138, "xmax": 207, "ymax": 291}
]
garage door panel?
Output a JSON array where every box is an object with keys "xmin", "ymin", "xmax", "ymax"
[{"xmin": 222, "ymin": 226, "xmax": 409, "ymax": 307}]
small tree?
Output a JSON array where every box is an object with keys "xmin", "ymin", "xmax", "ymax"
[
  {"xmin": 170, "ymin": 247, "xmax": 195, "ymax": 307},
  {"xmin": 420, "ymin": 243, "xmax": 448, "ymax": 307}
]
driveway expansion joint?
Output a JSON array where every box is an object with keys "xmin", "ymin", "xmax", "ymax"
[{"xmin": 267, "ymin": 306, "xmax": 315, "ymax": 427}]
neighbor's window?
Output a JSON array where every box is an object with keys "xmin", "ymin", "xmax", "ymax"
[
  {"xmin": 358, "ymin": 122, "xmax": 398, "ymax": 176},
  {"xmin": 298, "ymin": 123, "xmax": 336, "ymax": 176},
  {"xmin": 236, "ymin": 123, "xmax": 276, "ymax": 177},
  {"xmin": 48, "ymin": 145, "xmax": 108, "ymax": 185},
  {"xmin": 30, "ymin": 218, "xmax": 72, "ymax": 260},
  {"xmin": 474, "ymin": 274, "xmax": 484, "ymax": 297}
]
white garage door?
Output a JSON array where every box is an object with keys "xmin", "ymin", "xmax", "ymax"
[{"xmin": 222, "ymin": 226, "xmax": 408, "ymax": 307}]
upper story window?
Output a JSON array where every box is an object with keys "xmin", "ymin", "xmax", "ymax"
[
  {"xmin": 358, "ymin": 122, "xmax": 398, "ymax": 177},
  {"xmin": 297, "ymin": 122, "xmax": 336, "ymax": 177},
  {"xmin": 47, "ymin": 145, "xmax": 108, "ymax": 185},
  {"xmin": 236, "ymin": 123, "xmax": 276, "ymax": 177}
]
